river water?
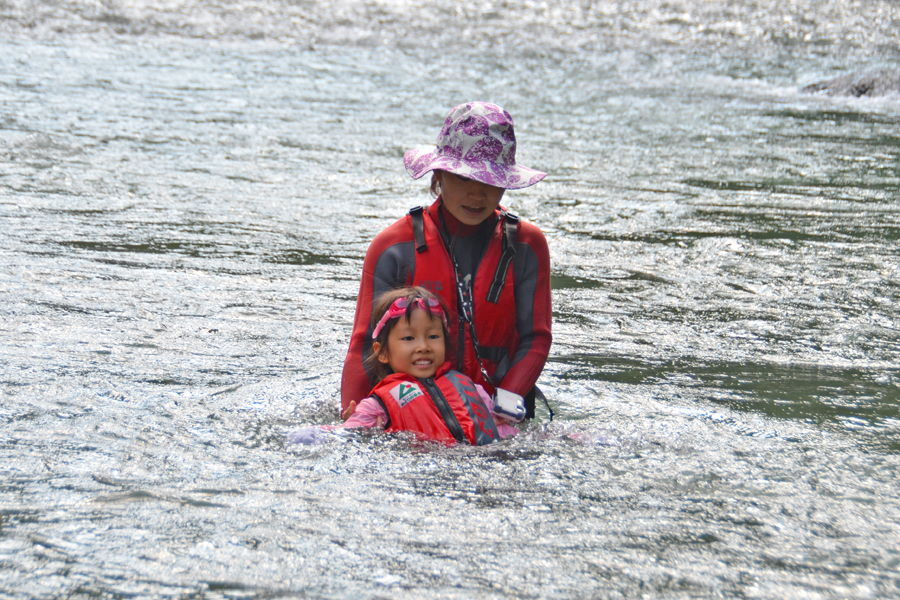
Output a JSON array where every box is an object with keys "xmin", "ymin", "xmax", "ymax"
[{"xmin": 2, "ymin": 1, "xmax": 899, "ymax": 598}]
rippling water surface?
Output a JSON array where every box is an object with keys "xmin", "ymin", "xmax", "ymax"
[{"xmin": 2, "ymin": 1, "xmax": 900, "ymax": 598}]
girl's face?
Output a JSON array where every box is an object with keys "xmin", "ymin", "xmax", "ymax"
[
  {"xmin": 436, "ymin": 171, "xmax": 505, "ymax": 226},
  {"xmin": 374, "ymin": 308, "xmax": 446, "ymax": 379}
]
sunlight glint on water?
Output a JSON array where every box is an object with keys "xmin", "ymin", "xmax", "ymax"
[{"xmin": 1, "ymin": 0, "xmax": 900, "ymax": 598}]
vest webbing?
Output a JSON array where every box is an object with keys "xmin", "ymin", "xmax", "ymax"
[
  {"xmin": 418, "ymin": 376, "xmax": 465, "ymax": 443},
  {"xmin": 409, "ymin": 205, "xmax": 428, "ymax": 253},
  {"xmin": 486, "ymin": 212, "xmax": 518, "ymax": 303}
]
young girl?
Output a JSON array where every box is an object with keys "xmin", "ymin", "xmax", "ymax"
[
  {"xmin": 290, "ymin": 287, "xmax": 517, "ymax": 446},
  {"xmin": 341, "ymin": 102, "xmax": 552, "ymax": 422}
]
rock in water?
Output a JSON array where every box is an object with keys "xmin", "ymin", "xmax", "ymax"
[{"xmin": 801, "ymin": 69, "xmax": 900, "ymax": 97}]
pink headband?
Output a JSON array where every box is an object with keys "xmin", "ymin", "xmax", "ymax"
[{"xmin": 372, "ymin": 296, "xmax": 449, "ymax": 339}]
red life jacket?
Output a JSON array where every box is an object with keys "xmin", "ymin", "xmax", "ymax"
[
  {"xmin": 407, "ymin": 205, "xmax": 519, "ymax": 394},
  {"xmin": 369, "ymin": 363, "xmax": 501, "ymax": 446}
]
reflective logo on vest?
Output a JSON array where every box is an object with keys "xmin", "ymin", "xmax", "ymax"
[{"xmin": 391, "ymin": 382, "xmax": 424, "ymax": 407}]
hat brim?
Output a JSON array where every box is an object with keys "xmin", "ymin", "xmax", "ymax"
[{"xmin": 403, "ymin": 147, "xmax": 547, "ymax": 190}]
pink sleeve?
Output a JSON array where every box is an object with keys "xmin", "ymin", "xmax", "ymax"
[
  {"xmin": 288, "ymin": 397, "xmax": 386, "ymax": 444},
  {"xmin": 337, "ymin": 396, "xmax": 387, "ymax": 429},
  {"xmin": 476, "ymin": 384, "xmax": 519, "ymax": 439}
]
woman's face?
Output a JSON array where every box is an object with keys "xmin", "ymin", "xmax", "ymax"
[{"xmin": 435, "ymin": 171, "xmax": 505, "ymax": 226}]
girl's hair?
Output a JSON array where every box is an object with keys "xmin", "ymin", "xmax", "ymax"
[{"xmin": 366, "ymin": 286, "xmax": 452, "ymax": 382}]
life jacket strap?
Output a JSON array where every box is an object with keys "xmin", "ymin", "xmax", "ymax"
[
  {"xmin": 486, "ymin": 211, "xmax": 518, "ymax": 304},
  {"xmin": 409, "ymin": 206, "xmax": 427, "ymax": 253},
  {"xmin": 419, "ymin": 377, "xmax": 465, "ymax": 443},
  {"xmin": 446, "ymin": 371, "xmax": 500, "ymax": 445},
  {"xmin": 526, "ymin": 385, "xmax": 554, "ymax": 421}
]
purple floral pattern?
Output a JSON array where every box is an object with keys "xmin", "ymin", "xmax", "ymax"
[{"xmin": 403, "ymin": 102, "xmax": 546, "ymax": 190}]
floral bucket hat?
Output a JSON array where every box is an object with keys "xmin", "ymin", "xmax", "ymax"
[{"xmin": 403, "ymin": 102, "xmax": 547, "ymax": 190}]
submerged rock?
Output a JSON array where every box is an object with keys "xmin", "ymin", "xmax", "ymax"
[{"xmin": 801, "ymin": 69, "xmax": 900, "ymax": 97}]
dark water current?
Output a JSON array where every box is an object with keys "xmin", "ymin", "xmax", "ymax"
[{"xmin": 2, "ymin": 1, "xmax": 900, "ymax": 598}]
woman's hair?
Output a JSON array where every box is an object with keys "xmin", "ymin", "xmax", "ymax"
[{"xmin": 366, "ymin": 286, "xmax": 452, "ymax": 382}]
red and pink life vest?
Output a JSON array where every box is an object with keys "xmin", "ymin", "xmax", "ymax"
[{"xmin": 368, "ymin": 362, "xmax": 501, "ymax": 446}]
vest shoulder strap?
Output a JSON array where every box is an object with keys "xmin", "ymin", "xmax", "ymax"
[
  {"xmin": 486, "ymin": 210, "xmax": 519, "ymax": 304},
  {"xmin": 409, "ymin": 206, "xmax": 427, "ymax": 253}
]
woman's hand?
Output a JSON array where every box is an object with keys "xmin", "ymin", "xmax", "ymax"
[{"xmin": 341, "ymin": 400, "xmax": 358, "ymax": 421}]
